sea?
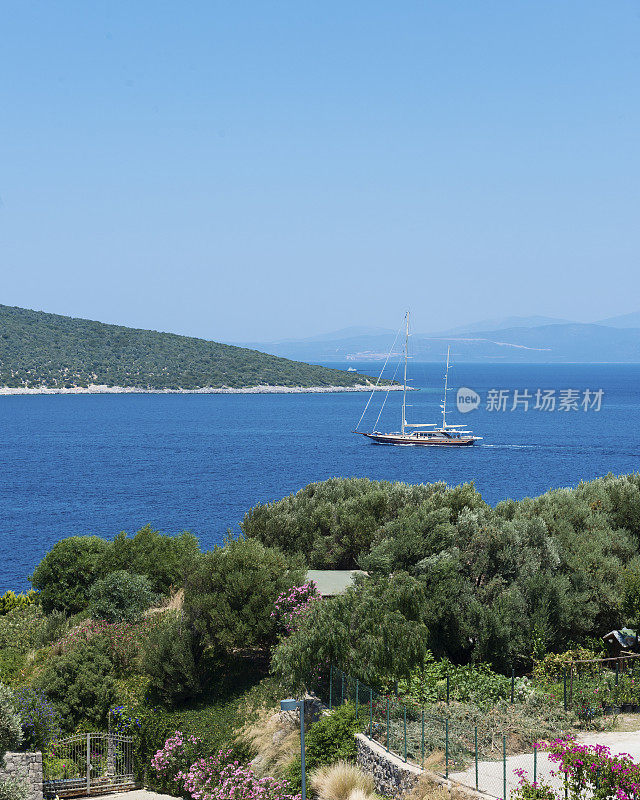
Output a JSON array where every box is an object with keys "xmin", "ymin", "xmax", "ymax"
[{"xmin": 1, "ymin": 362, "xmax": 639, "ymax": 592}]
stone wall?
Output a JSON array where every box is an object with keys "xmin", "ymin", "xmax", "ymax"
[
  {"xmin": 0, "ymin": 752, "xmax": 43, "ymax": 800},
  {"xmin": 355, "ymin": 733, "xmax": 422, "ymax": 797}
]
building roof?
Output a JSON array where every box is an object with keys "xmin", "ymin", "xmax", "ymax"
[{"xmin": 306, "ymin": 569, "xmax": 367, "ymax": 597}]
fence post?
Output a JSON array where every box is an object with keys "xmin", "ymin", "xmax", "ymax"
[
  {"xmin": 421, "ymin": 710, "xmax": 425, "ymax": 767},
  {"xmin": 570, "ymin": 665, "xmax": 574, "ymax": 709},
  {"xmin": 563, "ymin": 668, "xmax": 567, "ymax": 711},
  {"xmin": 534, "ymin": 743, "xmax": 537, "ymax": 786},
  {"xmin": 511, "ymin": 668, "xmax": 515, "ymax": 704},
  {"xmin": 616, "ymin": 660, "xmax": 620, "ymax": 686},
  {"xmin": 503, "ymin": 735, "xmax": 507, "ymax": 800},
  {"xmin": 386, "ymin": 698, "xmax": 390, "ymax": 752},
  {"xmin": 474, "ymin": 726, "xmax": 478, "ymax": 790},
  {"xmin": 446, "ymin": 674, "xmax": 450, "ymax": 705},
  {"xmin": 445, "ymin": 719, "xmax": 449, "ymax": 779},
  {"xmin": 329, "ymin": 665, "xmax": 333, "ymax": 710},
  {"xmin": 403, "ymin": 706, "xmax": 407, "ymax": 762},
  {"xmin": 86, "ymin": 732, "xmax": 91, "ymax": 794},
  {"xmin": 355, "ymin": 679, "xmax": 359, "ymax": 719},
  {"xmin": 369, "ymin": 689, "xmax": 373, "ymax": 736}
]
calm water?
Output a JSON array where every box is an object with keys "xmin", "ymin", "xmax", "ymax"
[{"xmin": 1, "ymin": 363, "xmax": 639, "ymax": 591}]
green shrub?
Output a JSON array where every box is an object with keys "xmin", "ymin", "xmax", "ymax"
[
  {"xmin": 0, "ymin": 684, "xmax": 22, "ymax": 758},
  {"xmin": 142, "ymin": 612, "xmax": 203, "ymax": 705},
  {"xmin": 184, "ymin": 536, "xmax": 304, "ymax": 663},
  {"xmin": 285, "ymin": 704, "xmax": 364, "ymax": 793},
  {"xmin": 36, "ymin": 640, "xmax": 116, "ymax": 732},
  {"xmin": 105, "ymin": 527, "xmax": 200, "ymax": 595},
  {"xmin": 0, "ymin": 777, "xmax": 28, "ymax": 800},
  {"xmin": 31, "ymin": 536, "xmax": 110, "ymax": 614},
  {"xmin": 89, "ymin": 571, "xmax": 155, "ymax": 623}
]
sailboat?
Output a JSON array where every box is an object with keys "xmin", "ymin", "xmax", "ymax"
[{"xmin": 354, "ymin": 312, "xmax": 482, "ymax": 446}]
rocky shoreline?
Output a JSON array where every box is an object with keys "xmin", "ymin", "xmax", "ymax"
[{"xmin": 0, "ymin": 383, "xmax": 405, "ymax": 396}]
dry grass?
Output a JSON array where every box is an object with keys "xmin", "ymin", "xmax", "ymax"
[
  {"xmin": 404, "ymin": 773, "xmax": 466, "ymax": 800},
  {"xmin": 144, "ymin": 587, "xmax": 184, "ymax": 616},
  {"xmin": 241, "ymin": 706, "xmax": 302, "ymax": 777},
  {"xmin": 310, "ymin": 761, "xmax": 377, "ymax": 800}
]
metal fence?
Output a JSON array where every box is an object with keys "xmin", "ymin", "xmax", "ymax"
[
  {"xmin": 314, "ymin": 667, "xmax": 561, "ymax": 800},
  {"xmin": 547, "ymin": 653, "xmax": 640, "ymax": 715},
  {"xmin": 43, "ymin": 732, "xmax": 136, "ymax": 798}
]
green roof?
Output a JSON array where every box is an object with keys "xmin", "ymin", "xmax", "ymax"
[{"xmin": 306, "ymin": 569, "xmax": 367, "ymax": 596}]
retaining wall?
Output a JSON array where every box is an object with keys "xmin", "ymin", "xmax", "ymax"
[
  {"xmin": 0, "ymin": 752, "xmax": 43, "ymax": 800},
  {"xmin": 355, "ymin": 733, "xmax": 422, "ymax": 796}
]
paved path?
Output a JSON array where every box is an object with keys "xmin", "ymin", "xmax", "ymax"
[
  {"xmin": 93, "ymin": 791, "xmax": 180, "ymax": 800},
  {"xmin": 450, "ymin": 730, "xmax": 640, "ymax": 799}
]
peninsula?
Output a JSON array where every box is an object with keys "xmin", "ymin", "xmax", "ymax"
[{"xmin": 0, "ymin": 305, "xmax": 395, "ymax": 394}]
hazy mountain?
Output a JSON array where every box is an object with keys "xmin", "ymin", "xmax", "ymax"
[
  {"xmin": 239, "ymin": 322, "xmax": 640, "ymax": 363},
  {"xmin": 597, "ymin": 311, "xmax": 640, "ymax": 328},
  {"xmin": 426, "ymin": 315, "xmax": 575, "ymax": 337}
]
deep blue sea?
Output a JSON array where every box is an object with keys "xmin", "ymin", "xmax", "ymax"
[{"xmin": 1, "ymin": 362, "xmax": 639, "ymax": 592}]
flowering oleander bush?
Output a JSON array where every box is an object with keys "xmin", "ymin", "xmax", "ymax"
[
  {"xmin": 179, "ymin": 750, "xmax": 301, "ymax": 800},
  {"xmin": 12, "ymin": 687, "xmax": 61, "ymax": 751},
  {"xmin": 272, "ymin": 584, "xmax": 319, "ymax": 635},
  {"xmin": 151, "ymin": 731, "xmax": 209, "ymax": 795}
]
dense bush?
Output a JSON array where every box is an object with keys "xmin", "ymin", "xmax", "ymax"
[
  {"xmin": 36, "ymin": 640, "xmax": 116, "ymax": 732},
  {"xmin": 0, "ymin": 684, "xmax": 22, "ymax": 758},
  {"xmin": 89, "ymin": 571, "xmax": 155, "ymax": 622},
  {"xmin": 31, "ymin": 528, "xmax": 201, "ymax": 616},
  {"xmin": 0, "ymin": 684, "xmax": 26, "ymax": 800},
  {"xmin": 104, "ymin": 527, "xmax": 200, "ymax": 595},
  {"xmin": 31, "ymin": 537, "xmax": 110, "ymax": 614},
  {"xmin": 184, "ymin": 536, "xmax": 304, "ymax": 664},
  {"xmin": 142, "ymin": 612, "xmax": 203, "ymax": 704}
]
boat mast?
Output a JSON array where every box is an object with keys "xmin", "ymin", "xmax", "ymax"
[
  {"xmin": 442, "ymin": 345, "xmax": 451, "ymax": 428},
  {"xmin": 401, "ymin": 311, "xmax": 409, "ymax": 435}
]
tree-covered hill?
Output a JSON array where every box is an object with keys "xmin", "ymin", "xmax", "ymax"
[{"xmin": 0, "ymin": 304, "xmax": 376, "ymax": 390}]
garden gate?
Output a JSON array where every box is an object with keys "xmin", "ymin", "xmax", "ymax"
[{"xmin": 43, "ymin": 732, "xmax": 136, "ymax": 798}]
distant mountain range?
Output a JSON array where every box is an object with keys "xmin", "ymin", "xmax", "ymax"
[{"xmin": 236, "ymin": 313, "xmax": 640, "ymax": 363}]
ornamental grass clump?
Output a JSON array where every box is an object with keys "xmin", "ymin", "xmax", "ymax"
[{"xmin": 309, "ymin": 761, "xmax": 376, "ymax": 800}]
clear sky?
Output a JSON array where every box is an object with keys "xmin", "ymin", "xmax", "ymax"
[{"xmin": 1, "ymin": 1, "xmax": 639, "ymax": 341}]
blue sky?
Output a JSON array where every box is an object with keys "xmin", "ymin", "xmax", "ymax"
[{"xmin": 1, "ymin": 1, "xmax": 639, "ymax": 341}]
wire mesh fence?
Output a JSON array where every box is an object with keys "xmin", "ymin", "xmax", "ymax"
[{"xmin": 313, "ymin": 667, "xmax": 563, "ymax": 800}]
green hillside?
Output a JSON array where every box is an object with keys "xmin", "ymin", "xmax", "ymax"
[{"xmin": 0, "ymin": 304, "xmax": 376, "ymax": 390}]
